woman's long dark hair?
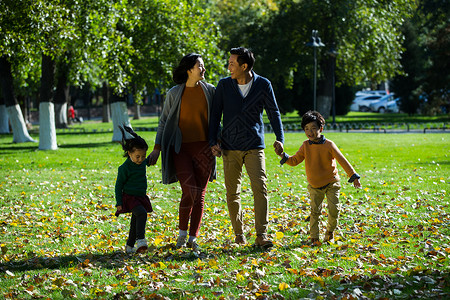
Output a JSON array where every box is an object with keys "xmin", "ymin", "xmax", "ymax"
[
  {"xmin": 118, "ymin": 125, "xmax": 148, "ymax": 157},
  {"xmin": 172, "ymin": 53, "xmax": 202, "ymax": 84}
]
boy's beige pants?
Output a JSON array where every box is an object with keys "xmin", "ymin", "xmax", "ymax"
[{"xmin": 307, "ymin": 181, "xmax": 341, "ymax": 239}]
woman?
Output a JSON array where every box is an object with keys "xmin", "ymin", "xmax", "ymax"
[{"xmin": 148, "ymin": 53, "xmax": 216, "ymax": 252}]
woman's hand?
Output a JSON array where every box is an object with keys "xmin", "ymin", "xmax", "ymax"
[
  {"xmin": 148, "ymin": 149, "xmax": 161, "ymax": 165},
  {"xmin": 211, "ymin": 144, "xmax": 222, "ymax": 157}
]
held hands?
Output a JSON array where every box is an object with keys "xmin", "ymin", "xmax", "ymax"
[
  {"xmin": 147, "ymin": 149, "xmax": 160, "ymax": 165},
  {"xmin": 116, "ymin": 205, "xmax": 122, "ymax": 211},
  {"xmin": 273, "ymin": 141, "xmax": 284, "ymax": 156},
  {"xmin": 211, "ymin": 144, "xmax": 222, "ymax": 157}
]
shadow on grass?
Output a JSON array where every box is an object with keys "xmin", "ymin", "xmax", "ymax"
[
  {"xmin": 0, "ymin": 242, "xmax": 270, "ymax": 273},
  {"xmin": 0, "ymin": 141, "xmax": 116, "ymax": 153},
  {"xmin": 1, "ymin": 244, "xmax": 448, "ymax": 299}
]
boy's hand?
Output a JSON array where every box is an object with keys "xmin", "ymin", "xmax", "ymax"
[
  {"xmin": 273, "ymin": 141, "xmax": 284, "ymax": 156},
  {"xmin": 353, "ymin": 179, "xmax": 361, "ymax": 189},
  {"xmin": 148, "ymin": 149, "xmax": 160, "ymax": 165}
]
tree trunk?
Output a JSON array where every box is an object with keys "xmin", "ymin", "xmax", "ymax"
[
  {"xmin": 110, "ymin": 93, "xmax": 131, "ymax": 142},
  {"xmin": 54, "ymin": 57, "xmax": 70, "ymax": 128},
  {"xmin": 39, "ymin": 53, "xmax": 58, "ymax": 150},
  {"xmin": 0, "ymin": 96, "xmax": 9, "ymax": 133},
  {"xmin": 102, "ymin": 82, "xmax": 110, "ymax": 123},
  {"xmin": 0, "ymin": 55, "xmax": 36, "ymax": 142},
  {"xmin": 317, "ymin": 58, "xmax": 334, "ymax": 119},
  {"xmin": 133, "ymin": 103, "xmax": 141, "ymax": 120}
]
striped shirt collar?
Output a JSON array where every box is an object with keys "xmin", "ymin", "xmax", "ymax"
[{"xmin": 308, "ymin": 135, "xmax": 326, "ymax": 145}]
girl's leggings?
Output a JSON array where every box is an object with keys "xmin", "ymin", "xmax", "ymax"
[{"xmin": 127, "ymin": 205, "xmax": 147, "ymax": 246}]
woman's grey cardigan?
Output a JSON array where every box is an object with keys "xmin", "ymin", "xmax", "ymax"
[{"xmin": 155, "ymin": 81, "xmax": 216, "ymax": 184}]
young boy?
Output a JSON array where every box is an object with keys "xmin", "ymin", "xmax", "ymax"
[{"xmin": 274, "ymin": 111, "xmax": 361, "ymax": 245}]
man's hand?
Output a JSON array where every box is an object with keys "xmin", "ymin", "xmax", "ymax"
[
  {"xmin": 147, "ymin": 149, "xmax": 160, "ymax": 165},
  {"xmin": 353, "ymin": 178, "xmax": 361, "ymax": 189},
  {"xmin": 273, "ymin": 141, "xmax": 284, "ymax": 156},
  {"xmin": 211, "ymin": 144, "xmax": 222, "ymax": 157}
]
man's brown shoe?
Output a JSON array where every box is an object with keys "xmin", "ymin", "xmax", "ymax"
[
  {"xmin": 324, "ymin": 231, "xmax": 334, "ymax": 243},
  {"xmin": 255, "ymin": 234, "xmax": 273, "ymax": 249},
  {"xmin": 234, "ymin": 235, "xmax": 247, "ymax": 245}
]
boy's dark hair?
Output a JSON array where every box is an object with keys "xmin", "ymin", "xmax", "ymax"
[
  {"xmin": 301, "ymin": 110, "xmax": 325, "ymax": 129},
  {"xmin": 172, "ymin": 53, "xmax": 202, "ymax": 84},
  {"xmin": 230, "ymin": 47, "xmax": 255, "ymax": 71},
  {"xmin": 118, "ymin": 125, "xmax": 148, "ymax": 157}
]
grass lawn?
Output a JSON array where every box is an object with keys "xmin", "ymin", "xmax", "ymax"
[{"xmin": 0, "ymin": 116, "xmax": 449, "ymax": 299}]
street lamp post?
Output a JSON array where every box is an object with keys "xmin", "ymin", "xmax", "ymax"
[{"xmin": 306, "ymin": 30, "xmax": 324, "ymax": 111}]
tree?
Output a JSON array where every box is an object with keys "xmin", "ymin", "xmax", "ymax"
[
  {"xmin": 88, "ymin": 0, "xmax": 225, "ymax": 141},
  {"xmin": 0, "ymin": 0, "xmax": 37, "ymax": 143},
  {"xmin": 213, "ymin": 0, "xmax": 416, "ymax": 117}
]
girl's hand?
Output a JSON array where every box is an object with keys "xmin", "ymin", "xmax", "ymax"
[
  {"xmin": 353, "ymin": 179, "xmax": 361, "ymax": 189},
  {"xmin": 148, "ymin": 149, "xmax": 160, "ymax": 165}
]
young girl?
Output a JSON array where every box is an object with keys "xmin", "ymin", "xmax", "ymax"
[{"xmin": 115, "ymin": 125, "xmax": 153, "ymax": 254}]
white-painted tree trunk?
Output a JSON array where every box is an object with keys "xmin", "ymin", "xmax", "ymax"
[
  {"xmin": 54, "ymin": 102, "xmax": 68, "ymax": 128},
  {"xmin": 111, "ymin": 101, "xmax": 131, "ymax": 142},
  {"xmin": 6, "ymin": 104, "xmax": 36, "ymax": 143},
  {"xmin": 0, "ymin": 104, "xmax": 9, "ymax": 133},
  {"xmin": 39, "ymin": 102, "xmax": 58, "ymax": 150}
]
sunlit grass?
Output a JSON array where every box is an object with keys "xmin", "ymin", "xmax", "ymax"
[{"xmin": 0, "ymin": 125, "xmax": 449, "ymax": 299}]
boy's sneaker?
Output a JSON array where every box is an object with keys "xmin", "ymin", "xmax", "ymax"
[
  {"xmin": 234, "ymin": 234, "xmax": 247, "ymax": 245},
  {"xmin": 324, "ymin": 231, "xmax": 334, "ymax": 243},
  {"xmin": 305, "ymin": 238, "xmax": 321, "ymax": 247},
  {"xmin": 255, "ymin": 234, "xmax": 273, "ymax": 249},
  {"xmin": 135, "ymin": 239, "xmax": 148, "ymax": 253},
  {"xmin": 176, "ymin": 236, "xmax": 187, "ymax": 249},
  {"xmin": 126, "ymin": 245, "xmax": 136, "ymax": 254}
]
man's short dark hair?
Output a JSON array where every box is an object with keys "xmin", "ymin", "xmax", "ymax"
[
  {"xmin": 230, "ymin": 47, "xmax": 255, "ymax": 71},
  {"xmin": 301, "ymin": 110, "xmax": 325, "ymax": 129}
]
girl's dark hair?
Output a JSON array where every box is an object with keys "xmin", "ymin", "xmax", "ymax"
[
  {"xmin": 172, "ymin": 53, "xmax": 202, "ymax": 84},
  {"xmin": 230, "ymin": 47, "xmax": 255, "ymax": 71},
  {"xmin": 118, "ymin": 125, "xmax": 148, "ymax": 157},
  {"xmin": 301, "ymin": 110, "xmax": 325, "ymax": 129}
]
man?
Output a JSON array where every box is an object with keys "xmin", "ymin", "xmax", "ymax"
[{"xmin": 209, "ymin": 47, "xmax": 284, "ymax": 249}]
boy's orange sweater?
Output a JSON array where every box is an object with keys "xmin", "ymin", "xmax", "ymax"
[
  {"xmin": 178, "ymin": 85, "xmax": 208, "ymax": 143},
  {"xmin": 285, "ymin": 139, "xmax": 356, "ymax": 188}
]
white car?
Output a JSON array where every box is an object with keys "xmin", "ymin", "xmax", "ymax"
[
  {"xmin": 355, "ymin": 90, "xmax": 387, "ymax": 97},
  {"xmin": 350, "ymin": 94, "xmax": 384, "ymax": 112},
  {"xmin": 386, "ymin": 98, "xmax": 401, "ymax": 113},
  {"xmin": 369, "ymin": 94, "xmax": 396, "ymax": 113}
]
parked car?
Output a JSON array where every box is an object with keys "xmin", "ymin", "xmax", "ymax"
[
  {"xmin": 369, "ymin": 94, "xmax": 396, "ymax": 113},
  {"xmin": 355, "ymin": 90, "xmax": 388, "ymax": 97},
  {"xmin": 350, "ymin": 94, "xmax": 384, "ymax": 112},
  {"xmin": 386, "ymin": 98, "xmax": 401, "ymax": 113}
]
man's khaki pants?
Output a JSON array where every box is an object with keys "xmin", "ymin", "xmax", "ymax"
[
  {"xmin": 222, "ymin": 149, "xmax": 269, "ymax": 236},
  {"xmin": 307, "ymin": 181, "xmax": 341, "ymax": 239}
]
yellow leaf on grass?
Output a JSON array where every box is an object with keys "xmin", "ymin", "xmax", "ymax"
[
  {"xmin": 208, "ymin": 259, "xmax": 218, "ymax": 268},
  {"xmin": 158, "ymin": 262, "xmax": 166, "ymax": 269},
  {"xmin": 236, "ymin": 273, "xmax": 245, "ymax": 281},
  {"xmin": 154, "ymin": 238, "xmax": 162, "ymax": 246},
  {"xmin": 278, "ymin": 282, "xmax": 289, "ymax": 291},
  {"xmin": 276, "ymin": 232, "xmax": 284, "ymax": 240}
]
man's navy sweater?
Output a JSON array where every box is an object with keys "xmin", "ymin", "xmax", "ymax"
[{"xmin": 209, "ymin": 72, "xmax": 284, "ymax": 151}]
